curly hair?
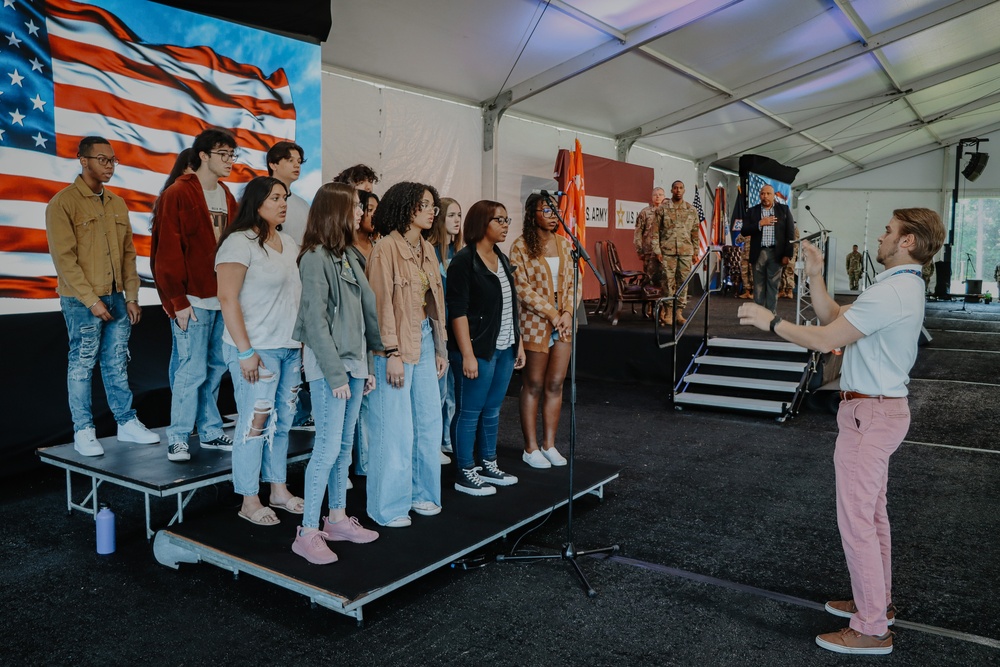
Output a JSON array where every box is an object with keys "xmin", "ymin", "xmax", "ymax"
[
  {"xmin": 371, "ymin": 182, "xmax": 440, "ymax": 237},
  {"xmin": 520, "ymin": 193, "xmax": 548, "ymax": 259},
  {"xmin": 217, "ymin": 176, "xmax": 287, "ymax": 253},
  {"xmin": 333, "ymin": 164, "xmax": 379, "ymax": 187}
]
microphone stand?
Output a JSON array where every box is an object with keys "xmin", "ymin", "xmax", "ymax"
[{"xmin": 496, "ymin": 193, "xmax": 618, "ymax": 597}]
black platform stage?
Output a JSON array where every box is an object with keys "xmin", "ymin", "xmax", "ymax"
[
  {"xmin": 37, "ymin": 427, "xmax": 315, "ymax": 538},
  {"xmin": 154, "ymin": 453, "xmax": 619, "ymax": 624}
]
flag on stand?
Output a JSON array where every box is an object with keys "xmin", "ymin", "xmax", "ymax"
[
  {"xmin": 0, "ymin": 0, "xmax": 295, "ymax": 299},
  {"xmin": 693, "ymin": 185, "xmax": 708, "ymax": 261},
  {"xmin": 712, "ymin": 185, "xmax": 728, "ymax": 245},
  {"xmin": 554, "ymin": 138, "xmax": 585, "ymax": 267},
  {"xmin": 730, "ymin": 188, "xmax": 746, "ymax": 245}
]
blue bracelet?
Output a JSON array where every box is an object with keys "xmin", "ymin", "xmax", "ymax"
[{"xmin": 237, "ymin": 347, "xmax": 256, "ymax": 360}]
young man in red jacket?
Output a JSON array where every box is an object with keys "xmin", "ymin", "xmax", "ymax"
[{"xmin": 151, "ymin": 128, "xmax": 239, "ymax": 462}]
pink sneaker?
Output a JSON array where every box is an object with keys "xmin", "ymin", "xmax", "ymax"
[
  {"xmin": 291, "ymin": 528, "xmax": 338, "ymax": 564},
  {"xmin": 322, "ymin": 516, "xmax": 380, "ymax": 544}
]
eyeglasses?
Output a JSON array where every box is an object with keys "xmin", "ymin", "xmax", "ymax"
[
  {"xmin": 418, "ymin": 201, "xmax": 440, "ymax": 216},
  {"xmin": 209, "ymin": 150, "xmax": 240, "ymax": 163},
  {"xmin": 491, "ymin": 217, "xmax": 512, "ymax": 226},
  {"xmin": 82, "ymin": 155, "xmax": 119, "ymax": 167},
  {"xmin": 537, "ymin": 207, "xmax": 555, "ymax": 217},
  {"xmin": 354, "ymin": 202, "xmax": 364, "ymax": 210}
]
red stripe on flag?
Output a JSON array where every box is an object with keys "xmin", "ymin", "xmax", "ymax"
[
  {"xmin": 0, "ymin": 226, "xmax": 152, "ymax": 256},
  {"xmin": 54, "ymin": 85, "xmax": 289, "ymax": 153},
  {"xmin": 50, "ymin": 37, "xmax": 295, "ymax": 121},
  {"xmin": 0, "ymin": 276, "xmax": 59, "ymax": 299},
  {"xmin": 47, "ymin": 0, "xmax": 290, "ymax": 90},
  {"xmin": 0, "ymin": 177, "xmax": 73, "ymax": 204}
]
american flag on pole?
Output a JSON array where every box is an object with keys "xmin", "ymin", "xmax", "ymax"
[
  {"xmin": 0, "ymin": 0, "xmax": 295, "ymax": 300},
  {"xmin": 693, "ymin": 185, "xmax": 708, "ymax": 261}
]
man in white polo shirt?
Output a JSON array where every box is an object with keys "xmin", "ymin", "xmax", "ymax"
[{"xmin": 737, "ymin": 208, "xmax": 945, "ymax": 656}]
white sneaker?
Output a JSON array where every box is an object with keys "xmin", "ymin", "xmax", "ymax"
[
  {"xmin": 73, "ymin": 428, "xmax": 104, "ymax": 457},
  {"xmin": 385, "ymin": 515, "xmax": 412, "ymax": 528},
  {"xmin": 522, "ymin": 449, "xmax": 552, "ymax": 469},
  {"xmin": 540, "ymin": 447, "xmax": 567, "ymax": 466},
  {"xmin": 118, "ymin": 418, "xmax": 160, "ymax": 444},
  {"xmin": 411, "ymin": 501, "xmax": 442, "ymax": 516},
  {"xmin": 439, "ymin": 450, "xmax": 451, "ymax": 465}
]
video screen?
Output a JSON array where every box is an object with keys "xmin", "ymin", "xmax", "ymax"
[{"xmin": 0, "ymin": 0, "xmax": 321, "ymax": 314}]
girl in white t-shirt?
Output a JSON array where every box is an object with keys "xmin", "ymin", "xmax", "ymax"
[{"xmin": 216, "ymin": 177, "xmax": 303, "ymax": 527}]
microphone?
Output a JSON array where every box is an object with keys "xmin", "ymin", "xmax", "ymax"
[
  {"xmin": 532, "ymin": 189, "xmax": 564, "ymax": 197},
  {"xmin": 804, "ymin": 205, "xmax": 828, "ymax": 231}
]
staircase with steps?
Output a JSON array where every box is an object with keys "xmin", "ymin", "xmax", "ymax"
[{"xmin": 674, "ymin": 337, "xmax": 816, "ymax": 422}]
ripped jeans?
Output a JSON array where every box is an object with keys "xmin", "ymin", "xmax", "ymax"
[
  {"xmin": 225, "ymin": 345, "xmax": 300, "ymax": 497},
  {"xmin": 60, "ymin": 293, "xmax": 137, "ymax": 432}
]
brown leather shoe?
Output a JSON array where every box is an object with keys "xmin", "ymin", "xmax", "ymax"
[
  {"xmin": 658, "ymin": 310, "xmax": 673, "ymax": 326},
  {"xmin": 738, "ymin": 291, "xmax": 753, "ymax": 299},
  {"xmin": 675, "ymin": 312, "xmax": 687, "ymax": 325},
  {"xmin": 816, "ymin": 627, "xmax": 893, "ymax": 655},
  {"xmin": 825, "ymin": 600, "xmax": 896, "ymax": 626}
]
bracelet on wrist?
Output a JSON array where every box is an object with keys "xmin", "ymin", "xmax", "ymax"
[{"xmin": 237, "ymin": 347, "xmax": 256, "ymax": 360}]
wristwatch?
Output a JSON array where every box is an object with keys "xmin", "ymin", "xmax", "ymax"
[{"xmin": 769, "ymin": 315, "xmax": 782, "ymax": 334}]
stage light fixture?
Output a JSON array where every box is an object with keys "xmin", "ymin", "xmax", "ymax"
[{"xmin": 962, "ymin": 152, "xmax": 989, "ymax": 182}]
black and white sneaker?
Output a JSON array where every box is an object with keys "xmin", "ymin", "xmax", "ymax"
[
  {"xmin": 479, "ymin": 459, "xmax": 518, "ymax": 486},
  {"xmin": 455, "ymin": 467, "xmax": 496, "ymax": 496},
  {"xmin": 200, "ymin": 434, "xmax": 233, "ymax": 451},
  {"xmin": 167, "ymin": 442, "xmax": 191, "ymax": 462}
]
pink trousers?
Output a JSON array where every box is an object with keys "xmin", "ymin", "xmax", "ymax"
[{"xmin": 834, "ymin": 396, "xmax": 910, "ymax": 637}]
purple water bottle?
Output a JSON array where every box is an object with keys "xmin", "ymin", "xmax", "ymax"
[{"xmin": 96, "ymin": 505, "xmax": 116, "ymax": 555}]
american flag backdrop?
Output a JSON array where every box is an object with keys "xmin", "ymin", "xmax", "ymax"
[
  {"xmin": 0, "ymin": 0, "xmax": 304, "ymax": 302},
  {"xmin": 746, "ymin": 171, "xmax": 792, "ymax": 209}
]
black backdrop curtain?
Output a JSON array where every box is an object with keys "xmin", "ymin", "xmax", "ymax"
[{"xmin": 151, "ymin": 0, "xmax": 332, "ymax": 43}]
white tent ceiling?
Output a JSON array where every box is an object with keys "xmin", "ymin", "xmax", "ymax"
[{"xmin": 324, "ymin": 0, "xmax": 1000, "ymax": 190}]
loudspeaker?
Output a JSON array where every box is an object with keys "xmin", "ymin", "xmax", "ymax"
[
  {"xmin": 963, "ymin": 152, "xmax": 989, "ymax": 182},
  {"xmin": 934, "ymin": 260, "xmax": 951, "ymax": 298}
]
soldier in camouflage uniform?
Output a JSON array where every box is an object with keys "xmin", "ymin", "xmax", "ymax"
[
  {"xmin": 779, "ymin": 225, "xmax": 800, "ymax": 298},
  {"xmin": 633, "ymin": 187, "xmax": 665, "ymax": 288},
  {"xmin": 846, "ymin": 244, "xmax": 863, "ymax": 290},
  {"xmin": 737, "ymin": 232, "xmax": 754, "ymax": 298},
  {"xmin": 656, "ymin": 181, "xmax": 700, "ymax": 324}
]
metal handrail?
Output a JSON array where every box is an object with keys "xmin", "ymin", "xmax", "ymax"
[{"xmin": 652, "ymin": 247, "xmax": 724, "ymax": 394}]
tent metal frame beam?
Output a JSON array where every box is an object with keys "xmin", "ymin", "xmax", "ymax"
[
  {"xmin": 619, "ymin": 0, "xmax": 995, "ymax": 145},
  {"xmin": 702, "ymin": 51, "xmax": 1000, "ymax": 164},
  {"xmin": 482, "ymin": 0, "xmax": 742, "ymax": 109},
  {"xmin": 791, "ymin": 91, "xmax": 1000, "ymax": 169},
  {"xmin": 795, "ymin": 120, "xmax": 1000, "ymax": 191}
]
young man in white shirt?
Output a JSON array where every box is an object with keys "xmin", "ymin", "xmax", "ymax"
[
  {"xmin": 738, "ymin": 208, "xmax": 945, "ymax": 656},
  {"xmin": 266, "ymin": 141, "xmax": 310, "ymax": 244}
]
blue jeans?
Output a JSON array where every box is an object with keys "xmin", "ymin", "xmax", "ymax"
[
  {"xmin": 366, "ymin": 319, "xmax": 442, "ymax": 525},
  {"xmin": 226, "ymin": 345, "xmax": 300, "ymax": 497},
  {"xmin": 302, "ymin": 376, "xmax": 365, "ymax": 528},
  {"xmin": 450, "ymin": 346, "xmax": 516, "ymax": 470},
  {"xmin": 167, "ymin": 307, "xmax": 226, "ymax": 445},
  {"xmin": 440, "ymin": 367, "xmax": 456, "ymax": 450},
  {"xmin": 60, "ymin": 293, "xmax": 136, "ymax": 431},
  {"xmin": 353, "ymin": 394, "xmax": 371, "ymax": 476}
]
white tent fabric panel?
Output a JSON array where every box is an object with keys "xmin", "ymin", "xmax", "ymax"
[
  {"xmin": 321, "ymin": 73, "xmax": 385, "ymax": 184},
  {"xmin": 381, "ymin": 89, "xmax": 482, "ymax": 209}
]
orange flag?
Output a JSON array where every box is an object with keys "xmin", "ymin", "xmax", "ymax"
[{"xmin": 556, "ymin": 139, "xmax": 586, "ymax": 266}]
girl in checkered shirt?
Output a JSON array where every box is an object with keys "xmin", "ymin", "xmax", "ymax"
[{"xmin": 509, "ymin": 193, "xmax": 581, "ymax": 469}]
